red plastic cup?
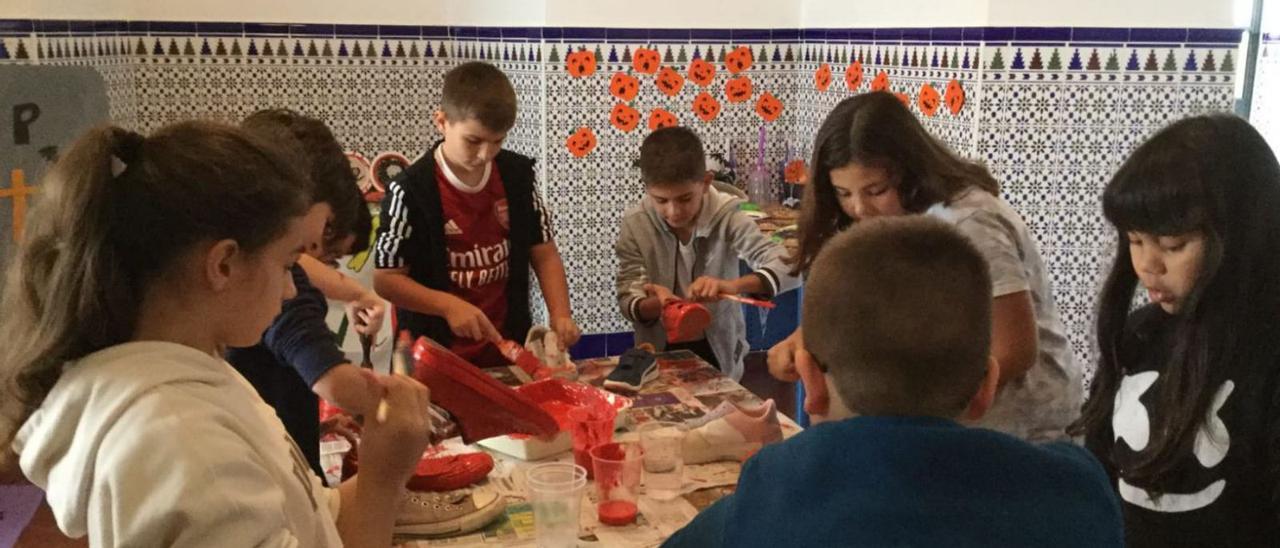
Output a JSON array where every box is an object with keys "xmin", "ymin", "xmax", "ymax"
[
  {"xmin": 590, "ymin": 442, "xmax": 643, "ymax": 526},
  {"xmin": 568, "ymin": 405, "xmax": 616, "ymax": 479}
]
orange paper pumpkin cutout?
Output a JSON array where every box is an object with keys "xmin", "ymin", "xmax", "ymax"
[
  {"xmin": 688, "ymin": 58, "xmax": 716, "ymax": 87},
  {"xmin": 633, "ymin": 47, "xmax": 661, "ymax": 74},
  {"xmin": 610, "ymin": 103, "xmax": 641, "ymax": 132},
  {"xmin": 656, "ymin": 66, "xmax": 686, "ymax": 97},
  {"xmin": 871, "ymin": 71, "xmax": 890, "ymax": 92},
  {"xmin": 565, "ymin": 49, "xmax": 597, "ymax": 77},
  {"xmin": 893, "ymin": 92, "xmax": 910, "ymax": 108},
  {"xmin": 725, "ymin": 46, "xmax": 754, "ymax": 74},
  {"xmin": 784, "ymin": 159, "xmax": 808, "ymax": 184},
  {"xmin": 692, "ymin": 91, "xmax": 722, "ymax": 122},
  {"xmin": 845, "ymin": 60, "xmax": 864, "ymax": 91},
  {"xmin": 918, "ymin": 83, "xmax": 941, "ymax": 117},
  {"xmin": 814, "ymin": 63, "xmax": 833, "ymax": 91},
  {"xmin": 945, "ymin": 79, "xmax": 966, "ymax": 115},
  {"xmin": 725, "ymin": 76, "xmax": 754, "ymax": 103},
  {"xmin": 566, "ymin": 127, "xmax": 597, "ymax": 158},
  {"xmin": 755, "ymin": 92, "xmax": 783, "ymax": 122},
  {"xmin": 610, "ymin": 72, "xmax": 640, "ymax": 102},
  {"xmin": 648, "ymin": 108, "xmax": 679, "ymax": 131}
]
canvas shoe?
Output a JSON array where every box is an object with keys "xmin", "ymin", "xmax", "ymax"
[
  {"xmin": 682, "ymin": 399, "xmax": 783, "ymax": 464},
  {"xmin": 604, "ymin": 347, "xmax": 659, "ymax": 393},
  {"xmin": 394, "ymin": 489, "xmax": 506, "ymax": 538},
  {"xmin": 411, "ymin": 336, "xmax": 559, "ymax": 443},
  {"xmin": 662, "ymin": 299, "xmax": 712, "ymax": 344},
  {"xmin": 406, "ymin": 452, "xmax": 495, "ymax": 492}
]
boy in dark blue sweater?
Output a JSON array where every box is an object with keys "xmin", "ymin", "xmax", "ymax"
[{"xmin": 665, "ymin": 217, "xmax": 1123, "ymax": 547}]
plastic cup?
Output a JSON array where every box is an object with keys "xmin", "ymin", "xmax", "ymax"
[
  {"xmin": 590, "ymin": 442, "xmax": 643, "ymax": 526},
  {"xmin": 638, "ymin": 421, "xmax": 685, "ymax": 500},
  {"xmin": 526, "ymin": 462, "xmax": 587, "ymax": 548},
  {"xmin": 567, "ymin": 405, "xmax": 615, "ymax": 478}
]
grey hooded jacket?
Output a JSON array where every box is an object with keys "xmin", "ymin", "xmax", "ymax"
[{"xmin": 615, "ymin": 184, "xmax": 800, "ymax": 380}]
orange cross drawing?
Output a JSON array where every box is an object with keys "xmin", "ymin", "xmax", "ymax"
[{"xmin": 1, "ymin": 169, "xmax": 37, "ymax": 242}]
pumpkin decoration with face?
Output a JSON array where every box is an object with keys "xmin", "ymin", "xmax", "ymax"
[
  {"xmin": 610, "ymin": 72, "xmax": 640, "ymax": 102},
  {"xmin": 945, "ymin": 79, "xmax": 966, "ymax": 115},
  {"xmin": 871, "ymin": 71, "xmax": 890, "ymax": 92},
  {"xmin": 566, "ymin": 127, "xmax": 597, "ymax": 158},
  {"xmin": 610, "ymin": 103, "xmax": 641, "ymax": 132},
  {"xmin": 755, "ymin": 92, "xmax": 783, "ymax": 122},
  {"xmin": 814, "ymin": 63, "xmax": 833, "ymax": 91},
  {"xmin": 845, "ymin": 60, "xmax": 864, "ymax": 91},
  {"xmin": 656, "ymin": 66, "xmax": 685, "ymax": 97},
  {"xmin": 918, "ymin": 83, "xmax": 941, "ymax": 117},
  {"xmin": 692, "ymin": 91, "xmax": 722, "ymax": 122},
  {"xmin": 725, "ymin": 76, "xmax": 754, "ymax": 103},
  {"xmin": 893, "ymin": 92, "xmax": 910, "ymax": 109},
  {"xmin": 648, "ymin": 108, "xmax": 679, "ymax": 131},
  {"xmin": 725, "ymin": 46, "xmax": 753, "ymax": 74},
  {"xmin": 565, "ymin": 49, "xmax": 596, "ymax": 77},
  {"xmin": 633, "ymin": 47, "xmax": 661, "ymax": 74},
  {"xmin": 688, "ymin": 58, "xmax": 716, "ymax": 87},
  {"xmin": 784, "ymin": 159, "xmax": 808, "ymax": 184}
]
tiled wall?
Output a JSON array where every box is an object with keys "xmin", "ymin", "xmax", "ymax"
[
  {"xmin": 1253, "ymin": 33, "xmax": 1280, "ymax": 154},
  {"xmin": 0, "ymin": 20, "xmax": 1244, "ymax": 368}
]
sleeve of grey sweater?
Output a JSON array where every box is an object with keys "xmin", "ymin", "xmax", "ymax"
[
  {"xmin": 726, "ymin": 210, "xmax": 800, "ymax": 297},
  {"xmin": 615, "ymin": 219, "xmax": 654, "ymax": 325}
]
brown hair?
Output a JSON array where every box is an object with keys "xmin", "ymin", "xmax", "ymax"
[
  {"xmin": 0, "ymin": 121, "xmax": 310, "ymax": 449},
  {"xmin": 802, "ymin": 216, "xmax": 992, "ymax": 417},
  {"xmin": 639, "ymin": 126, "xmax": 707, "ymax": 186},
  {"xmin": 242, "ymin": 108, "xmax": 362, "ymax": 252},
  {"xmin": 792, "ymin": 92, "xmax": 999, "ymax": 274},
  {"xmin": 441, "ymin": 61, "xmax": 518, "ymax": 132}
]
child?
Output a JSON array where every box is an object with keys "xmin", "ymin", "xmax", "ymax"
[
  {"xmin": 228, "ymin": 109, "xmax": 384, "ymax": 479},
  {"xmin": 1071, "ymin": 114, "xmax": 1280, "ymax": 546},
  {"xmin": 616, "ymin": 127, "xmax": 798, "ymax": 379},
  {"xmin": 0, "ymin": 121, "xmax": 431, "ymax": 546},
  {"xmin": 769, "ymin": 92, "xmax": 1079, "ymax": 441},
  {"xmin": 665, "ymin": 217, "xmax": 1123, "ymax": 547},
  {"xmin": 373, "ymin": 61, "xmax": 579, "ymax": 366}
]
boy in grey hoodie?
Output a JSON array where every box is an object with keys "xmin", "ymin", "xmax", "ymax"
[{"xmin": 615, "ymin": 127, "xmax": 799, "ymax": 380}]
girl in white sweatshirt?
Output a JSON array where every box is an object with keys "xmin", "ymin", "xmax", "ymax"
[{"xmin": 0, "ymin": 121, "xmax": 431, "ymax": 547}]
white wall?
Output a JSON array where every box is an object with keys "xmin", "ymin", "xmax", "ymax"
[
  {"xmin": 800, "ymin": 0, "xmax": 990, "ymax": 28},
  {"xmin": 1, "ymin": 0, "xmax": 1250, "ymax": 29}
]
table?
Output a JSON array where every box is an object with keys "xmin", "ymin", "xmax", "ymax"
[{"xmin": 399, "ymin": 350, "xmax": 802, "ymax": 547}]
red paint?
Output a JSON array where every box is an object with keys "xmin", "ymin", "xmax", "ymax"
[
  {"xmin": 598, "ymin": 500, "xmax": 638, "ymax": 526},
  {"xmin": 496, "ymin": 339, "xmax": 543, "ymax": 375}
]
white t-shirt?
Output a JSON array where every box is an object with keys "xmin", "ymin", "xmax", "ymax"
[{"xmin": 928, "ymin": 188, "xmax": 1083, "ymax": 442}]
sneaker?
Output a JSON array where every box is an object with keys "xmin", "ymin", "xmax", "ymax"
[
  {"xmin": 394, "ymin": 489, "xmax": 507, "ymax": 538},
  {"xmin": 603, "ymin": 347, "xmax": 659, "ymax": 393},
  {"xmin": 524, "ymin": 326, "xmax": 577, "ymax": 380},
  {"xmin": 662, "ymin": 300, "xmax": 712, "ymax": 344},
  {"xmin": 406, "ymin": 452, "xmax": 495, "ymax": 492},
  {"xmin": 682, "ymin": 399, "xmax": 783, "ymax": 464},
  {"xmin": 411, "ymin": 336, "xmax": 559, "ymax": 443}
]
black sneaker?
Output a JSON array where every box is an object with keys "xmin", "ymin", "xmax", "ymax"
[{"xmin": 604, "ymin": 347, "xmax": 659, "ymax": 392}]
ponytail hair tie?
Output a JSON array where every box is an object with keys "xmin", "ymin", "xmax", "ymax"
[{"xmin": 110, "ymin": 128, "xmax": 145, "ymax": 178}]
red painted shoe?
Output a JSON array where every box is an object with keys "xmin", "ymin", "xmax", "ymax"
[
  {"xmin": 662, "ymin": 299, "xmax": 712, "ymax": 344},
  {"xmin": 406, "ymin": 452, "xmax": 495, "ymax": 492},
  {"xmin": 411, "ymin": 336, "xmax": 559, "ymax": 443}
]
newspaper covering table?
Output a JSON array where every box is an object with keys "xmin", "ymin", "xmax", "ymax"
[{"xmin": 398, "ymin": 350, "xmax": 802, "ymax": 547}]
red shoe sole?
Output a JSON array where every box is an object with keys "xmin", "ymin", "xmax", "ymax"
[
  {"xmin": 407, "ymin": 452, "xmax": 495, "ymax": 492},
  {"xmin": 412, "ymin": 336, "xmax": 559, "ymax": 443}
]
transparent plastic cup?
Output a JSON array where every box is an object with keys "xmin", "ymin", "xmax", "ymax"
[{"xmin": 527, "ymin": 462, "xmax": 587, "ymax": 547}]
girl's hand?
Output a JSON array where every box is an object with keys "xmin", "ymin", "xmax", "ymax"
[
  {"xmin": 767, "ymin": 329, "xmax": 803, "ymax": 382},
  {"xmin": 356, "ymin": 375, "xmax": 432, "ymax": 486}
]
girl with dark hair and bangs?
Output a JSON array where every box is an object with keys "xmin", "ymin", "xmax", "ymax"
[
  {"xmin": 769, "ymin": 92, "xmax": 1080, "ymax": 443},
  {"xmin": 0, "ymin": 121, "xmax": 431, "ymax": 547},
  {"xmin": 1071, "ymin": 114, "xmax": 1280, "ymax": 546}
]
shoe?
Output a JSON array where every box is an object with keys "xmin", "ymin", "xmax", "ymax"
[
  {"xmin": 411, "ymin": 336, "xmax": 559, "ymax": 444},
  {"xmin": 662, "ymin": 299, "xmax": 711, "ymax": 344},
  {"xmin": 394, "ymin": 489, "xmax": 507, "ymax": 538},
  {"xmin": 682, "ymin": 399, "xmax": 783, "ymax": 464},
  {"xmin": 524, "ymin": 326, "xmax": 577, "ymax": 380},
  {"xmin": 604, "ymin": 347, "xmax": 659, "ymax": 393},
  {"xmin": 406, "ymin": 452, "xmax": 495, "ymax": 492}
]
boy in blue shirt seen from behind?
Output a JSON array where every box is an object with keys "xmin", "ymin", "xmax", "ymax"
[{"xmin": 665, "ymin": 216, "xmax": 1123, "ymax": 548}]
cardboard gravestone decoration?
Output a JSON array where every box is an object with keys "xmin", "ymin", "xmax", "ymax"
[{"xmin": 0, "ymin": 66, "xmax": 109, "ymax": 270}]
